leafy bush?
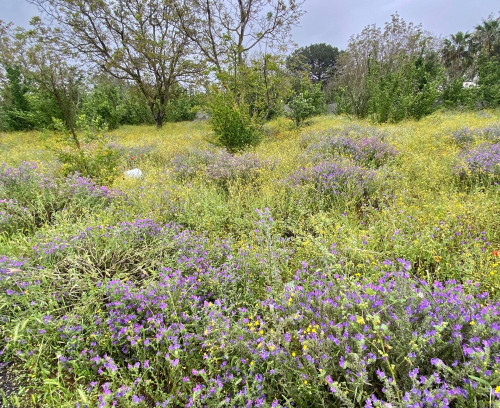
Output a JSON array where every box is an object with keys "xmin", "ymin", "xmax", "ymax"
[
  {"xmin": 287, "ymin": 84, "xmax": 325, "ymax": 126},
  {"xmin": 367, "ymin": 55, "xmax": 441, "ymax": 123},
  {"xmin": 164, "ymin": 92, "xmax": 198, "ymax": 122},
  {"xmin": 52, "ymin": 116, "xmax": 121, "ymax": 185},
  {"xmin": 209, "ymin": 92, "xmax": 260, "ymax": 152},
  {"xmin": 477, "ymin": 55, "xmax": 500, "ymax": 108}
]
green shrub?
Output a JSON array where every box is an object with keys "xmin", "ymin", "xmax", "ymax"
[
  {"xmin": 164, "ymin": 92, "xmax": 198, "ymax": 122},
  {"xmin": 52, "ymin": 116, "xmax": 121, "ymax": 186},
  {"xmin": 209, "ymin": 92, "xmax": 260, "ymax": 152},
  {"xmin": 367, "ymin": 56, "xmax": 441, "ymax": 123},
  {"xmin": 287, "ymin": 84, "xmax": 325, "ymax": 126}
]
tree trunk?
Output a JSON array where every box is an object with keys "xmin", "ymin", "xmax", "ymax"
[
  {"xmin": 149, "ymin": 102, "xmax": 165, "ymax": 129},
  {"xmin": 155, "ymin": 110, "xmax": 164, "ymax": 128}
]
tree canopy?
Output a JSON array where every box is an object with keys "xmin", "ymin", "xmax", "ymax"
[{"xmin": 287, "ymin": 43, "xmax": 339, "ymax": 85}]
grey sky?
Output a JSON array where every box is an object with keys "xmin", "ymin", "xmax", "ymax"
[{"xmin": 2, "ymin": 0, "xmax": 499, "ymax": 49}]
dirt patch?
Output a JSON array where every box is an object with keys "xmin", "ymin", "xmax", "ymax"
[{"xmin": 0, "ymin": 362, "xmax": 21, "ymax": 408}]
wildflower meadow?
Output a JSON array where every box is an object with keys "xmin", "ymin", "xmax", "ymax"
[{"xmin": 1, "ymin": 111, "xmax": 500, "ymax": 407}]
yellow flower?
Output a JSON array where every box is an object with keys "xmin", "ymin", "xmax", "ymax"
[
  {"xmin": 356, "ymin": 316, "xmax": 365, "ymax": 325},
  {"xmin": 495, "ymin": 385, "xmax": 500, "ymax": 394},
  {"xmin": 303, "ymin": 380, "xmax": 308, "ymax": 385},
  {"xmin": 303, "ymin": 345, "xmax": 307, "ymax": 350},
  {"xmin": 470, "ymin": 321, "xmax": 475, "ymax": 326},
  {"xmin": 292, "ymin": 352, "xmax": 296, "ymax": 357}
]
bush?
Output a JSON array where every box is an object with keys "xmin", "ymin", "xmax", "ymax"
[
  {"xmin": 452, "ymin": 125, "xmax": 500, "ymax": 146},
  {"xmin": 209, "ymin": 92, "xmax": 260, "ymax": 152},
  {"xmin": 0, "ymin": 162, "xmax": 117, "ymax": 235},
  {"xmin": 307, "ymin": 132, "xmax": 397, "ymax": 168},
  {"xmin": 287, "ymin": 84, "xmax": 325, "ymax": 126},
  {"xmin": 288, "ymin": 160, "xmax": 378, "ymax": 209},
  {"xmin": 454, "ymin": 142, "xmax": 500, "ymax": 185},
  {"xmin": 51, "ymin": 116, "xmax": 121, "ymax": 185},
  {"xmin": 367, "ymin": 56, "xmax": 441, "ymax": 123},
  {"xmin": 477, "ymin": 56, "xmax": 500, "ymax": 108},
  {"xmin": 171, "ymin": 148, "xmax": 273, "ymax": 191},
  {"xmin": 164, "ymin": 92, "xmax": 198, "ymax": 122}
]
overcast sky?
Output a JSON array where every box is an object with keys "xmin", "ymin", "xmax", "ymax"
[{"xmin": 2, "ymin": 0, "xmax": 499, "ymax": 49}]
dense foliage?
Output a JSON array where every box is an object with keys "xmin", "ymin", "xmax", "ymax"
[{"xmin": 2, "ymin": 11, "xmax": 499, "ymax": 134}]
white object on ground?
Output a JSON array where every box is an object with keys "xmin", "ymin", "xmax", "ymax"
[{"xmin": 124, "ymin": 168, "xmax": 143, "ymax": 179}]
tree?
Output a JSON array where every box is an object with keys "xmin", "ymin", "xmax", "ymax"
[
  {"xmin": 0, "ymin": 65, "xmax": 33, "ymax": 130},
  {"xmin": 287, "ymin": 43, "xmax": 339, "ymax": 85},
  {"xmin": 0, "ymin": 19, "xmax": 80, "ymax": 132},
  {"xmin": 30, "ymin": 0, "xmax": 201, "ymax": 128},
  {"xmin": 333, "ymin": 14, "xmax": 439, "ymax": 118},
  {"xmin": 474, "ymin": 17, "xmax": 500, "ymax": 56},
  {"xmin": 175, "ymin": 0, "xmax": 305, "ymax": 91},
  {"xmin": 231, "ymin": 53, "xmax": 292, "ymax": 119},
  {"xmin": 25, "ymin": 19, "xmax": 83, "ymax": 138},
  {"xmin": 442, "ymin": 31, "xmax": 474, "ymax": 79}
]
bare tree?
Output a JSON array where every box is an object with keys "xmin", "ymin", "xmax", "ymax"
[
  {"xmin": 334, "ymin": 14, "xmax": 437, "ymax": 117},
  {"xmin": 30, "ymin": 0, "xmax": 201, "ymax": 128},
  {"xmin": 175, "ymin": 0, "xmax": 305, "ymax": 87}
]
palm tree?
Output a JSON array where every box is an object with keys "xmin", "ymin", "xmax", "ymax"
[
  {"xmin": 442, "ymin": 31, "xmax": 473, "ymax": 78},
  {"xmin": 474, "ymin": 18, "xmax": 500, "ymax": 56}
]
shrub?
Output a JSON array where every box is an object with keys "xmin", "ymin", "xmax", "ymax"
[
  {"xmin": 209, "ymin": 92, "xmax": 260, "ymax": 152},
  {"xmin": 164, "ymin": 93, "xmax": 198, "ymax": 122},
  {"xmin": 452, "ymin": 125, "xmax": 500, "ymax": 146},
  {"xmin": 452, "ymin": 127, "xmax": 476, "ymax": 146},
  {"xmin": 0, "ymin": 199, "xmax": 32, "ymax": 235},
  {"xmin": 454, "ymin": 142, "xmax": 500, "ymax": 185},
  {"xmin": 171, "ymin": 148, "xmax": 273, "ymax": 190},
  {"xmin": 287, "ymin": 84, "xmax": 325, "ymax": 126},
  {"xmin": 308, "ymin": 134, "xmax": 397, "ymax": 168},
  {"xmin": 288, "ymin": 161, "xmax": 378, "ymax": 208},
  {"xmin": 0, "ymin": 162, "xmax": 117, "ymax": 235},
  {"xmin": 51, "ymin": 116, "xmax": 122, "ymax": 186}
]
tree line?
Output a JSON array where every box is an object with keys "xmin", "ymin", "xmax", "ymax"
[{"xmin": 0, "ymin": 2, "xmax": 499, "ymax": 137}]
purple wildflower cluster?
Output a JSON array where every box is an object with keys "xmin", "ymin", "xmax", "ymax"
[
  {"xmin": 288, "ymin": 161, "xmax": 378, "ymax": 207},
  {"xmin": 2, "ymin": 223, "xmax": 499, "ymax": 407},
  {"xmin": 454, "ymin": 142, "xmax": 500, "ymax": 183},
  {"xmin": 453, "ymin": 125, "xmax": 500, "ymax": 146},
  {"xmin": 308, "ymin": 135, "xmax": 397, "ymax": 168},
  {"xmin": 0, "ymin": 162, "xmax": 119, "ymax": 235},
  {"xmin": 171, "ymin": 149, "xmax": 273, "ymax": 187}
]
